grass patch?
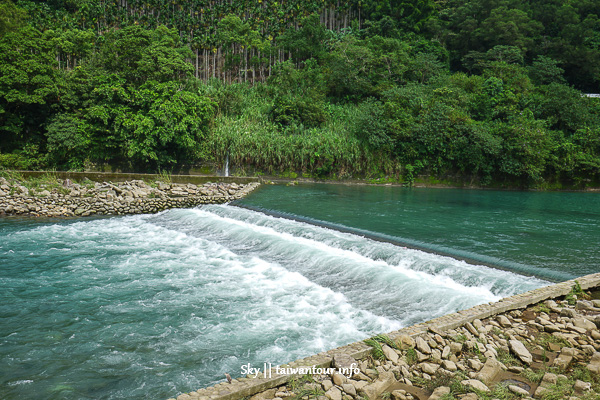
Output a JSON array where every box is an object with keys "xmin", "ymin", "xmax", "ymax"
[
  {"xmin": 539, "ymin": 375, "xmax": 574, "ymax": 400},
  {"xmin": 364, "ymin": 338, "xmax": 385, "ymax": 361},
  {"xmin": 497, "ymin": 348, "xmax": 522, "ymax": 367},
  {"xmin": 521, "ymin": 368, "xmax": 545, "ymax": 384},
  {"xmin": 533, "ymin": 303, "xmax": 552, "ymax": 314},
  {"xmin": 535, "ymin": 333, "xmax": 570, "ymax": 351},
  {"xmin": 565, "ymin": 281, "xmax": 592, "ymax": 305},
  {"xmin": 405, "ymin": 347, "xmax": 418, "ymax": 366},
  {"xmin": 288, "ymin": 373, "xmax": 315, "ymax": 392},
  {"xmin": 364, "ymin": 334, "xmax": 398, "ymax": 361}
]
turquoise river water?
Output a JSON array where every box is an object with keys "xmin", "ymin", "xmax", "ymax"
[{"xmin": 0, "ymin": 184, "xmax": 598, "ymax": 399}]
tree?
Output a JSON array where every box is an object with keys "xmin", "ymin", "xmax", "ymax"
[{"xmin": 0, "ymin": 24, "xmax": 58, "ymax": 152}]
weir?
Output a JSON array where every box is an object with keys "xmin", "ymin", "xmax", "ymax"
[{"xmin": 168, "ymin": 272, "xmax": 600, "ymax": 400}]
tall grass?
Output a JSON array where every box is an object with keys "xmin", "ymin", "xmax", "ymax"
[{"xmin": 204, "ymin": 87, "xmax": 397, "ymax": 178}]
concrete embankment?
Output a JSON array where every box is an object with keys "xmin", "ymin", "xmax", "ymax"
[
  {"xmin": 170, "ymin": 273, "xmax": 600, "ymax": 400},
  {"xmin": 0, "ymin": 175, "xmax": 259, "ymax": 217}
]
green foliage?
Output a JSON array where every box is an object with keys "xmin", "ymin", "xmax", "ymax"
[
  {"xmin": 363, "ymin": 338, "xmax": 386, "ymax": 361},
  {"xmin": 0, "ymin": 0, "xmax": 599, "ymax": 186},
  {"xmin": 565, "ymin": 280, "xmax": 591, "ymax": 305},
  {"xmin": 0, "ymin": 0, "xmax": 26, "ymax": 37},
  {"xmin": 269, "ymin": 95, "xmax": 327, "ymax": 129}
]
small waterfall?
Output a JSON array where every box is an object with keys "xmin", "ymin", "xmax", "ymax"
[{"xmin": 224, "ymin": 152, "xmax": 229, "ymax": 177}]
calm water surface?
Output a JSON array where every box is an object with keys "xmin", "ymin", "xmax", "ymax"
[
  {"xmin": 239, "ymin": 184, "xmax": 600, "ymax": 281},
  {"xmin": 0, "ymin": 185, "xmax": 597, "ymax": 399}
]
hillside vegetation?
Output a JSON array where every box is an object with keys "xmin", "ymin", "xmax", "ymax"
[{"xmin": 1, "ymin": 0, "xmax": 600, "ymax": 187}]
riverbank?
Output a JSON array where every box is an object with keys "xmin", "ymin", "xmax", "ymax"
[
  {"xmin": 0, "ymin": 173, "xmax": 259, "ymax": 217},
  {"xmin": 170, "ymin": 274, "xmax": 600, "ymax": 400}
]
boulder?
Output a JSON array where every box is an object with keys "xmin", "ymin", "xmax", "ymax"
[
  {"xmin": 415, "ymin": 337, "xmax": 431, "ymax": 354},
  {"xmin": 428, "ymin": 386, "xmax": 450, "ymax": 400},
  {"xmin": 332, "ymin": 354, "xmax": 358, "ymax": 373},
  {"xmin": 573, "ymin": 317, "xmax": 597, "ymax": 331},
  {"xmin": 461, "ymin": 379, "xmax": 490, "ymax": 392},
  {"xmin": 420, "ymin": 363, "xmax": 439, "ymax": 375},
  {"xmin": 442, "ymin": 360, "xmax": 457, "ymax": 372},
  {"xmin": 325, "ymin": 387, "xmax": 342, "ymax": 400},
  {"xmin": 509, "ymin": 340, "xmax": 532, "ymax": 365},
  {"xmin": 508, "ymin": 385, "xmax": 530, "ymax": 396},
  {"xmin": 341, "ymin": 383, "xmax": 356, "ymax": 397},
  {"xmin": 475, "ymin": 358, "xmax": 503, "ymax": 385},
  {"xmin": 382, "ymin": 345, "xmax": 399, "ymax": 363},
  {"xmin": 497, "ymin": 315, "xmax": 512, "ymax": 327},
  {"xmin": 360, "ymin": 371, "xmax": 395, "ymax": 400}
]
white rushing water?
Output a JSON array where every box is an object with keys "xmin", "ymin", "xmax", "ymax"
[{"xmin": 0, "ymin": 204, "xmax": 550, "ymax": 399}]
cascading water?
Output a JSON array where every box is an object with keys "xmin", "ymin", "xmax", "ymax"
[
  {"xmin": 224, "ymin": 152, "xmax": 229, "ymax": 177},
  {"xmin": 0, "ymin": 205, "xmax": 549, "ymax": 400}
]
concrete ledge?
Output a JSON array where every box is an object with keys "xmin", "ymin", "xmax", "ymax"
[
  {"xmin": 14, "ymin": 170, "xmax": 260, "ymax": 185},
  {"xmin": 171, "ymin": 273, "xmax": 600, "ymax": 400}
]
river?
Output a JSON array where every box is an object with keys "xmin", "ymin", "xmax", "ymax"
[{"xmin": 0, "ymin": 184, "xmax": 597, "ymax": 399}]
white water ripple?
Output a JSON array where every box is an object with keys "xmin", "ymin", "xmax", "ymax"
[{"xmin": 0, "ymin": 205, "xmax": 549, "ymax": 400}]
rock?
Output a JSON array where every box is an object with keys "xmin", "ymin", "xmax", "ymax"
[
  {"xmin": 497, "ymin": 315, "xmax": 512, "ymax": 327},
  {"xmin": 544, "ymin": 324, "xmax": 562, "ymax": 333},
  {"xmin": 449, "ymin": 342, "xmax": 463, "ymax": 354},
  {"xmin": 554, "ymin": 351, "xmax": 574, "ymax": 369},
  {"xmin": 322, "ymin": 380, "xmax": 333, "ymax": 391},
  {"xmin": 177, "ymin": 394, "xmax": 192, "ymax": 400},
  {"xmin": 250, "ymin": 389, "xmax": 277, "ymax": 400},
  {"xmin": 461, "ymin": 379, "xmax": 490, "ymax": 392},
  {"xmin": 574, "ymin": 380, "xmax": 592, "ymax": 395},
  {"xmin": 325, "ymin": 386, "xmax": 342, "ymax": 400},
  {"xmin": 508, "ymin": 385, "xmax": 530, "ymax": 396},
  {"xmin": 586, "ymin": 352, "xmax": 600, "ymax": 374},
  {"xmin": 332, "ymin": 372, "xmax": 347, "ymax": 386},
  {"xmin": 420, "ymin": 363, "xmax": 438, "ymax": 375},
  {"xmin": 332, "ymin": 354, "xmax": 358, "ymax": 373},
  {"xmin": 591, "ymin": 330, "xmax": 600, "ymax": 341},
  {"xmin": 575, "ymin": 301, "xmax": 596, "ymax": 311},
  {"xmin": 395, "ymin": 335, "xmax": 415, "ymax": 350},
  {"xmin": 573, "ymin": 317, "xmax": 597, "ymax": 331},
  {"xmin": 382, "ymin": 345, "xmax": 399, "ymax": 363},
  {"xmin": 442, "ymin": 360, "xmax": 457, "ymax": 372},
  {"xmin": 360, "ymin": 371, "xmax": 395, "ymax": 400},
  {"xmin": 391, "ymin": 390, "xmax": 406, "ymax": 400},
  {"xmin": 509, "ymin": 340, "xmax": 533, "ymax": 365},
  {"xmin": 534, "ymin": 386, "xmax": 548, "ymax": 398},
  {"xmin": 460, "ymin": 394, "xmax": 479, "ymax": 400},
  {"xmin": 541, "ymin": 373, "xmax": 557, "ymax": 386},
  {"xmin": 353, "ymin": 372, "xmax": 370, "ymax": 381},
  {"xmin": 353, "ymin": 380, "xmax": 368, "ymax": 390},
  {"xmin": 442, "ymin": 345, "xmax": 451, "ymax": 359},
  {"xmin": 415, "ymin": 337, "xmax": 431, "ymax": 354},
  {"xmin": 416, "ymin": 350, "xmax": 429, "ymax": 362},
  {"xmin": 465, "ymin": 322, "xmax": 479, "ymax": 336},
  {"xmin": 560, "ymin": 308, "xmax": 577, "ymax": 318},
  {"xmin": 428, "ymin": 386, "xmax": 450, "ymax": 400},
  {"xmin": 475, "ymin": 358, "xmax": 503, "ymax": 385},
  {"xmin": 341, "ymin": 384, "xmax": 356, "ymax": 397},
  {"xmin": 468, "ymin": 359, "xmax": 483, "ymax": 371}
]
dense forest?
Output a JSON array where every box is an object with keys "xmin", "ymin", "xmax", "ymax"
[{"xmin": 1, "ymin": 0, "xmax": 600, "ymax": 187}]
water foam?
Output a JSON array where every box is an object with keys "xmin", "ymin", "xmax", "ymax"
[{"xmin": 0, "ymin": 206, "xmax": 549, "ymax": 400}]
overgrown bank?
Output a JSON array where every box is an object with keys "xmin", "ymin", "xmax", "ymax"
[{"xmin": 2, "ymin": 0, "xmax": 600, "ymax": 188}]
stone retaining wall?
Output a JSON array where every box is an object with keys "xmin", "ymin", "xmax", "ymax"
[
  {"xmin": 170, "ymin": 273, "xmax": 600, "ymax": 400},
  {"xmin": 0, "ymin": 176, "xmax": 260, "ymax": 217}
]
